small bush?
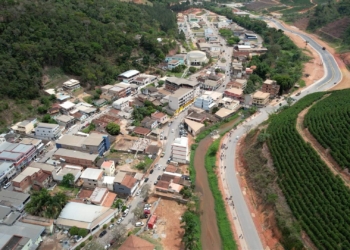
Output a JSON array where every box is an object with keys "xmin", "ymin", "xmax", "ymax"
[
  {"xmin": 111, "ymin": 218, "xmax": 115, "ymax": 223},
  {"xmin": 88, "ymin": 235, "xmax": 92, "ymax": 241},
  {"xmin": 80, "ymin": 242, "xmax": 85, "ymax": 247},
  {"xmin": 103, "ymin": 224, "xmax": 107, "ymax": 229}
]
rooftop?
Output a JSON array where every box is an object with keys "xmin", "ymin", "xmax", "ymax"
[
  {"xmin": 101, "ymin": 160, "xmax": 114, "ymax": 169},
  {"xmin": 80, "ymin": 168, "xmax": 103, "ymax": 180},
  {"xmin": 172, "ymin": 137, "xmax": 188, "ymax": 148},
  {"xmin": 166, "ymin": 77, "xmax": 198, "ymax": 87},
  {"xmin": 171, "ymin": 88, "xmax": 193, "ymax": 98},
  {"xmin": 215, "ymin": 108, "xmax": 237, "ymax": 118},
  {"xmin": 56, "ymin": 115, "xmax": 75, "ymax": 123},
  {"xmin": 59, "ymin": 101, "xmax": 75, "ymax": 110},
  {"xmin": 253, "ymin": 91, "xmax": 270, "ymax": 99},
  {"xmin": 225, "ymin": 88, "xmax": 243, "ymax": 95},
  {"xmin": 63, "ymin": 79, "xmax": 80, "ymax": 87},
  {"xmin": 36, "ymin": 123, "xmax": 59, "ymax": 129},
  {"xmin": 114, "ymin": 172, "xmax": 127, "ymax": 183},
  {"xmin": 54, "ymin": 148, "xmax": 99, "ymax": 161},
  {"xmin": 133, "ymin": 127, "xmax": 151, "ymax": 135},
  {"xmin": 121, "ymin": 175, "xmax": 138, "ymax": 189},
  {"xmin": 0, "ymin": 190, "xmax": 30, "ymax": 208},
  {"xmin": 13, "ymin": 167, "xmax": 41, "ymax": 183},
  {"xmin": 152, "ymin": 112, "xmax": 166, "ymax": 119},
  {"xmin": 184, "ymin": 118, "xmax": 205, "ymax": 132},
  {"xmin": 264, "ymin": 79, "xmax": 275, "ymax": 85},
  {"xmin": 119, "ymin": 70, "xmax": 140, "ymax": 78},
  {"xmin": 58, "ymin": 202, "xmax": 110, "ymax": 223}
]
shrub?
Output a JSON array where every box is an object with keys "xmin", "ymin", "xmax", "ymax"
[
  {"xmin": 80, "ymin": 242, "xmax": 85, "ymax": 247},
  {"xmin": 103, "ymin": 224, "xmax": 107, "ymax": 229},
  {"xmin": 88, "ymin": 235, "xmax": 92, "ymax": 241}
]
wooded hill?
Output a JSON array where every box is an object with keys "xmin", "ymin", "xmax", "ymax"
[{"xmin": 0, "ymin": 0, "xmax": 178, "ymax": 100}]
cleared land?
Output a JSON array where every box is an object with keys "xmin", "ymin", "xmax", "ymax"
[{"xmin": 318, "ymin": 17, "xmax": 350, "ymax": 40}]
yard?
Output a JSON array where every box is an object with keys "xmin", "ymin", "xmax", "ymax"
[
  {"xmin": 106, "ymin": 151, "xmax": 154, "ymax": 172},
  {"xmin": 50, "ymin": 185, "xmax": 80, "ymax": 198}
]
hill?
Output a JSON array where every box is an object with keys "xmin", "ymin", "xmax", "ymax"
[{"xmin": 0, "ymin": 0, "xmax": 177, "ymax": 101}]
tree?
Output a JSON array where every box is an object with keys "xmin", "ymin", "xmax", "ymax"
[
  {"xmin": 61, "ymin": 173, "xmax": 75, "ymax": 188},
  {"xmin": 189, "ymin": 67, "xmax": 197, "ymax": 73},
  {"xmin": 257, "ymin": 131, "xmax": 271, "ymax": 143},
  {"xmin": 180, "ymin": 186, "xmax": 192, "ymax": 199},
  {"xmin": 132, "ymin": 207, "xmax": 143, "ymax": 219},
  {"xmin": 273, "ymin": 74, "xmax": 294, "ymax": 93},
  {"xmin": 105, "ymin": 122, "xmax": 120, "ymax": 135},
  {"xmin": 181, "ymin": 211, "xmax": 199, "ymax": 250},
  {"xmin": 212, "ymin": 107, "xmax": 219, "ymax": 114},
  {"xmin": 141, "ymin": 184, "xmax": 151, "ymax": 199}
]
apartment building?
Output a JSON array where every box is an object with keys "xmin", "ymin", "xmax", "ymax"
[
  {"xmin": 35, "ymin": 123, "xmax": 61, "ymax": 140},
  {"xmin": 55, "ymin": 115, "xmax": 75, "ymax": 129},
  {"xmin": 0, "ymin": 142, "xmax": 37, "ymax": 170},
  {"xmin": 224, "ymin": 88, "xmax": 244, "ymax": 102},
  {"xmin": 169, "ymin": 88, "xmax": 195, "ymax": 112},
  {"xmin": 101, "ymin": 160, "xmax": 115, "ymax": 176},
  {"xmin": 118, "ymin": 70, "xmax": 140, "ymax": 83},
  {"xmin": 109, "ymin": 83, "xmax": 131, "ymax": 99},
  {"xmin": 194, "ymin": 94, "xmax": 215, "ymax": 111},
  {"xmin": 252, "ymin": 91, "xmax": 270, "ymax": 107},
  {"xmin": 0, "ymin": 162, "xmax": 16, "ymax": 186},
  {"xmin": 171, "ymin": 137, "xmax": 189, "ymax": 163},
  {"xmin": 80, "ymin": 168, "xmax": 103, "ymax": 188},
  {"xmin": 12, "ymin": 167, "xmax": 51, "ymax": 193},
  {"xmin": 165, "ymin": 77, "xmax": 200, "ymax": 96},
  {"xmin": 63, "ymin": 79, "xmax": 80, "ymax": 90},
  {"xmin": 11, "ymin": 120, "xmax": 34, "ymax": 135},
  {"xmin": 113, "ymin": 172, "xmax": 139, "ymax": 197},
  {"xmin": 112, "ymin": 98, "xmax": 129, "ymax": 110},
  {"xmin": 261, "ymin": 79, "xmax": 280, "ymax": 98}
]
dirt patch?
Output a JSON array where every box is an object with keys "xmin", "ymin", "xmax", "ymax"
[
  {"xmin": 147, "ymin": 197, "xmax": 187, "ymax": 250},
  {"xmin": 194, "ymin": 137, "xmax": 222, "ymax": 250},
  {"xmin": 296, "ymin": 100, "xmax": 350, "ymax": 188},
  {"xmin": 318, "ymin": 17, "xmax": 350, "ymax": 40},
  {"xmin": 293, "ymin": 17, "xmax": 309, "ymax": 30}
]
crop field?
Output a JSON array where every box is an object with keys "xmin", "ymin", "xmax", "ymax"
[
  {"xmin": 245, "ymin": 1, "xmax": 276, "ymax": 11},
  {"xmin": 279, "ymin": 0, "xmax": 313, "ymax": 7},
  {"xmin": 267, "ymin": 92, "xmax": 350, "ymax": 249},
  {"xmin": 304, "ymin": 89, "xmax": 350, "ymax": 169}
]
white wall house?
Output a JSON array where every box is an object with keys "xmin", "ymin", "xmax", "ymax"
[{"xmin": 171, "ymin": 137, "xmax": 189, "ymax": 163}]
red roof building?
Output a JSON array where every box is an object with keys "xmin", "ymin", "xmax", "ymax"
[{"xmin": 133, "ymin": 127, "xmax": 151, "ymax": 136}]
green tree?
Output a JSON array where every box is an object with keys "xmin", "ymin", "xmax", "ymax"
[
  {"xmin": 105, "ymin": 122, "xmax": 120, "ymax": 135},
  {"xmin": 61, "ymin": 173, "xmax": 75, "ymax": 188},
  {"xmin": 181, "ymin": 211, "xmax": 199, "ymax": 250},
  {"xmin": 273, "ymin": 74, "xmax": 294, "ymax": 93},
  {"xmin": 180, "ymin": 186, "xmax": 192, "ymax": 199},
  {"xmin": 69, "ymin": 226, "xmax": 79, "ymax": 235},
  {"xmin": 189, "ymin": 67, "xmax": 197, "ymax": 73}
]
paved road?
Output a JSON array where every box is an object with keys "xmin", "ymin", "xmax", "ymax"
[{"xmin": 221, "ymin": 17, "xmax": 343, "ymax": 250}]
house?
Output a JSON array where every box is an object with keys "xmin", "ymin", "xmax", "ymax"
[
  {"xmin": 56, "ymin": 202, "xmax": 115, "ymax": 230},
  {"xmin": 215, "ymin": 100, "xmax": 240, "ymax": 119},
  {"xmin": 151, "ymin": 112, "xmax": 169, "ymax": 125},
  {"xmin": 169, "ymin": 88, "xmax": 195, "ymax": 113},
  {"xmin": 232, "ymin": 62, "xmax": 244, "ymax": 77},
  {"xmin": 118, "ymin": 70, "xmax": 140, "ymax": 83},
  {"xmin": 80, "ymin": 168, "xmax": 103, "ymax": 188},
  {"xmin": 133, "ymin": 127, "xmax": 151, "ymax": 137},
  {"xmin": 0, "ymin": 142, "xmax": 37, "ymax": 170},
  {"xmin": 227, "ymin": 79, "xmax": 247, "ymax": 89},
  {"xmin": 171, "ymin": 137, "xmax": 189, "ymax": 164},
  {"xmin": 109, "ymin": 83, "xmax": 131, "ymax": 98},
  {"xmin": 12, "ymin": 167, "xmax": 51, "ymax": 193},
  {"xmin": 145, "ymin": 145, "xmax": 160, "ymax": 156},
  {"xmin": 140, "ymin": 117, "xmax": 158, "ymax": 130},
  {"xmin": 53, "ymin": 148, "xmax": 99, "ymax": 168},
  {"xmin": 101, "ymin": 160, "xmax": 115, "ymax": 176},
  {"xmin": 113, "ymin": 98, "xmax": 129, "ymax": 110},
  {"xmin": 59, "ymin": 101, "xmax": 76, "ymax": 114},
  {"xmin": 113, "ymin": 172, "xmax": 139, "ymax": 197},
  {"xmin": 101, "ymin": 85, "xmax": 114, "ymax": 93},
  {"xmin": 0, "ymin": 162, "xmax": 16, "ymax": 186},
  {"xmin": 34, "ymin": 123, "xmax": 61, "ymax": 141},
  {"xmin": 74, "ymin": 102, "xmax": 97, "ymax": 116},
  {"xmin": 201, "ymin": 79, "xmax": 221, "ymax": 91},
  {"xmin": 119, "ymin": 235, "xmax": 154, "ymax": 250},
  {"xmin": 184, "ymin": 118, "xmax": 205, "ymax": 136},
  {"xmin": 132, "ymin": 74, "xmax": 157, "ymax": 86},
  {"xmin": 11, "ymin": 120, "xmax": 34, "ymax": 135},
  {"xmin": 52, "ymin": 165, "xmax": 83, "ymax": 183},
  {"xmin": 100, "ymin": 92, "xmax": 114, "ymax": 102},
  {"xmin": 56, "ymin": 133, "xmax": 111, "ymax": 156},
  {"xmin": 55, "ymin": 115, "xmax": 75, "ymax": 129},
  {"xmin": 186, "ymin": 111, "xmax": 207, "ymax": 123},
  {"xmin": 93, "ymin": 99, "xmax": 107, "ymax": 107},
  {"xmin": 194, "ymin": 94, "xmax": 215, "ymax": 111},
  {"xmin": 252, "ymin": 91, "xmax": 270, "ymax": 107},
  {"xmin": 261, "ymin": 79, "xmax": 280, "ymax": 98},
  {"xmin": 63, "ymin": 79, "xmax": 80, "ymax": 90}
]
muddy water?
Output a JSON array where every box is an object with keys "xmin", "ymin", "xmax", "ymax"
[{"xmin": 194, "ymin": 117, "xmax": 240, "ymax": 250}]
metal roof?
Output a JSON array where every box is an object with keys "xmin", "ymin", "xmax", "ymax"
[
  {"xmin": 54, "ymin": 148, "xmax": 98, "ymax": 161},
  {"xmin": 0, "ymin": 190, "xmax": 30, "ymax": 207},
  {"xmin": 58, "ymin": 202, "xmax": 110, "ymax": 223},
  {"xmin": 36, "ymin": 123, "xmax": 59, "ymax": 129},
  {"xmin": 80, "ymin": 168, "xmax": 103, "ymax": 180},
  {"xmin": 119, "ymin": 70, "xmax": 140, "ymax": 78}
]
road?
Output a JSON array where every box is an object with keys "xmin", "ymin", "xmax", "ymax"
[{"xmin": 221, "ymin": 17, "xmax": 342, "ymax": 250}]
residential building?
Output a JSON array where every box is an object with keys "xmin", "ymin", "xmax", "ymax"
[
  {"xmin": 167, "ymin": 60, "xmax": 182, "ymax": 70},
  {"xmin": 171, "ymin": 137, "xmax": 189, "ymax": 163},
  {"xmin": 101, "ymin": 85, "xmax": 114, "ymax": 93},
  {"xmin": 194, "ymin": 95, "xmax": 215, "ymax": 111},
  {"xmin": 0, "ymin": 162, "xmax": 16, "ymax": 186},
  {"xmin": 56, "ymin": 202, "xmax": 115, "ymax": 230},
  {"xmin": 80, "ymin": 168, "xmax": 103, "ymax": 188},
  {"xmin": 118, "ymin": 70, "xmax": 140, "ymax": 83},
  {"xmin": 140, "ymin": 117, "xmax": 158, "ymax": 130},
  {"xmin": 20, "ymin": 215, "xmax": 54, "ymax": 234},
  {"xmin": 119, "ymin": 235, "xmax": 154, "ymax": 250},
  {"xmin": 184, "ymin": 118, "xmax": 205, "ymax": 136},
  {"xmin": 12, "ymin": 166, "xmax": 51, "ymax": 193},
  {"xmin": 21, "ymin": 138, "xmax": 44, "ymax": 155},
  {"xmin": 52, "ymin": 165, "xmax": 82, "ymax": 183},
  {"xmin": 73, "ymin": 102, "xmax": 97, "ymax": 116},
  {"xmin": 112, "ymin": 98, "xmax": 129, "ymax": 110},
  {"xmin": 232, "ymin": 62, "xmax": 244, "ymax": 77},
  {"xmin": 151, "ymin": 112, "xmax": 169, "ymax": 125},
  {"xmin": 55, "ymin": 115, "xmax": 75, "ymax": 129},
  {"xmin": 245, "ymin": 33, "xmax": 258, "ymax": 40},
  {"xmin": 101, "ymin": 160, "xmax": 115, "ymax": 176},
  {"xmin": 56, "ymin": 133, "xmax": 110, "ymax": 156},
  {"xmin": 252, "ymin": 91, "xmax": 270, "ymax": 107},
  {"xmin": 165, "ymin": 77, "xmax": 200, "ymax": 95},
  {"xmin": 169, "ymin": 88, "xmax": 195, "ymax": 113},
  {"xmin": 201, "ymin": 79, "xmax": 221, "ymax": 91},
  {"xmin": 261, "ymin": 79, "xmax": 280, "ymax": 98},
  {"xmin": 227, "ymin": 79, "xmax": 247, "ymax": 89},
  {"xmin": 93, "ymin": 99, "xmax": 107, "ymax": 107},
  {"xmin": 0, "ymin": 190, "xmax": 30, "ymax": 211},
  {"xmin": 133, "ymin": 127, "xmax": 151, "ymax": 137},
  {"xmin": 53, "ymin": 148, "xmax": 99, "ymax": 168},
  {"xmin": 109, "ymin": 83, "xmax": 131, "ymax": 99},
  {"xmin": 59, "ymin": 101, "xmax": 76, "ymax": 114},
  {"xmin": 0, "ymin": 142, "xmax": 37, "ymax": 170},
  {"xmin": 224, "ymin": 88, "xmax": 244, "ymax": 102},
  {"xmin": 215, "ymin": 100, "xmax": 241, "ymax": 119},
  {"xmin": 35, "ymin": 123, "xmax": 61, "ymax": 140},
  {"xmin": 11, "ymin": 120, "xmax": 34, "ymax": 135},
  {"xmin": 63, "ymin": 79, "xmax": 80, "ymax": 90},
  {"xmin": 113, "ymin": 172, "xmax": 139, "ymax": 197}
]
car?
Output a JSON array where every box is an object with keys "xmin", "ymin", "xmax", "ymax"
[
  {"xmin": 117, "ymin": 218, "xmax": 123, "ymax": 224},
  {"xmin": 108, "ymin": 224, "xmax": 115, "ymax": 229},
  {"xmin": 3, "ymin": 182, "xmax": 11, "ymax": 189},
  {"xmin": 122, "ymin": 209, "xmax": 129, "ymax": 217},
  {"xmin": 150, "ymin": 169, "xmax": 154, "ymax": 174},
  {"xmin": 160, "ymin": 135, "xmax": 163, "ymax": 140},
  {"xmin": 296, "ymin": 92, "xmax": 301, "ymax": 96},
  {"xmin": 104, "ymin": 244, "xmax": 111, "ymax": 249},
  {"xmin": 75, "ymin": 236, "xmax": 83, "ymax": 242},
  {"xmin": 136, "ymin": 190, "xmax": 141, "ymax": 196},
  {"xmin": 160, "ymin": 152, "xmax": 165, "ymax": 157},
  {"xmin": 154, "ymin": 181, "xmax": 158, "ymax": 185},
  {"xmin": 157, "ymin": 175, "xmax": 161, "ymax": 180},
  {"xmin": 99, "ymin": 230, "xmax": 107, "ymax": 238},
  {"xmin": 143, "ymin": 214, "xmax": 149, "ymax": 218},
  {"xmin": 164, "ymin": 136, "xmax": 167, "ymax": 140},
  {"xmin": 144, "ymin": 178, "xmax": 149, "ymax": 182},
  {"xmin": 135, "ymin": 222, "xmax": 144, "ymax": 227},
  {"xmin": 158, "ymin": 165, "xmax": 161, "ymax": 170},
  {"xmin": 171, "ymin": 129, "xmax": 174, "ymax": 133}
]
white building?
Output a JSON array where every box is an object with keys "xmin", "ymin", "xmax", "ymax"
[
  {"xmin": 112, "ymin": 98, "xmax": 129, "ymax": 110},
  {"xmin": 35, "ymin": 123, "xmax": 61, "ymax": 140},
  {"xmin": 0, "ymin": 162, "xmax": 16, "ymax": 185},
  {"xmin": 63, "ymin": 79, "xmax": 80, "ymax": 90},
  {"xmin": 171, "ymin": 137, "xmax": 189, "ymax": 163},
  {"xmin": 101, "ymin": 160, "xmax": 115, "ymax": 176},
  {"xmin": 169, "ymin": 88, "xmax": 195, "ymax": 112},
  {"xmin": 194, "ymin": 94, "xmax": 215, "ymax": 111},
  {"xmin": 118, "ymin": 70, "xmax": 140, "ymax": 83},
  {"xmin": 186, "ymin": 50, "xmax": 209, "ymax": 66},
  {"xmin": 52, "ymin": 165, "xmax": 83, "ymax": 183}
]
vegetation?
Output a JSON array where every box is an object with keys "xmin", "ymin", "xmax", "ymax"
[
  {"xmin": 204, "ymin": 139, "xmax": 237, "ymax": 250},
  {"xmin": 25, "ymin": 189, "xmax": 68, "ymax": 218},
  {"xmin": 41, "ymin": 114, "xmax": 57, "ymax": 124},
  {"xmin": 134, "ymin": 157, "xmax": 153, "ymax": 171},
  {"xmin": 218, "ymin": 28, "xmax": 240, "ymax": 45},
  {"xmin": 69, "ymin": 226, "xmax": 89, "ymax": 237},
  {"xmin": 61, "ymin": 173, "xmax": 75, "ymax": 188},
  {"xmin": 179, "ymin": 186, "xmax": 192, "ymax": 199},
  {"xmin": 105, "ymin": 122, "xmax": 120, "ymax": 135},
  {"xmin": 132, "ymin": 100, "xmax": 163, "ymax": 126},
  {"xmin": 82, "ymin": 123, "xmax": 96, "ymax": 133},
  {"xmin": 181, "ymin": 211, "xmax": 200, "ymax": 250},
  {"xmin": 267, "ymin": 92, "xmax": 350, "ymax": 249},
  {"xmin": 304, "ymin": 89, "xmax": 350, "ymax": 169},
  {"xmin": 0, "ymin": 0, "xmax": 177, "ymax": 100}
]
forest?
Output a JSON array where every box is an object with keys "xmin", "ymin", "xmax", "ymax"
[{"xmin": 0, "ymin": 0, "xmax": 178, "ymax": 100}]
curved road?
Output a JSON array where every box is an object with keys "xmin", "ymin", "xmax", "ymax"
[{"xmin": 222, "ymin": 18, "xmax": 342, "ymax": 250}]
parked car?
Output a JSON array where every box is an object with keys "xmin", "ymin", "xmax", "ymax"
[
  {"xmin": 117, "ymin": 218, "xmax": 123, "ymax": 224},
  {"xmin": 150, "ymin": 169, "xmax": 154, "ymax": 174},
  {"xmin": 99, "ymin": 230, "xmax": 107, "ymax": 238},
  {"xmin": 157, "ymin": 175, "xmax": 161, "ymax": 180},
  {"xmin": 3, "ymin": 182, "xmax": 11, "ymax": 189},
  {"xmin": 144, "ymin": 178, "xmax": 149, "ymax": 182},
  {"xmin": 104, "ymin": 244, "xmax": 111, "ymax": 249},
  {"xmin": 160, "ymin": 152, "xmax": 165, "ymax": 157},
  {"xmin": 154, "ymin": 181, "xmax": 158, "ymax": 185},
  {"xmin": 122, "ymin": 209, "xmax": 129, "ymax": 217},
  {"xmin": 135, "ymin": 222, "xmax": 144, "ymax": 227},
  {"xmin": 108, "ymin": 224, "xmax": 115, "ymax": 229},
  {"xmin": 136, "ymin": 190, "xmax": 141, "ymax": 196}
]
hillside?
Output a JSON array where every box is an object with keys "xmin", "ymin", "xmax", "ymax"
[
  {"xmin": 267, "ymin": 91, "xmax": 350, "ymax": 249},
  {"xmin": 0, "ymin": 0, "xmax": 177, "ymax": 101}
]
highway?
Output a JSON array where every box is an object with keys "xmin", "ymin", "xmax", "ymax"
[{"xmin": 221, "ymin": 17, "xmax": 343, "ymax": 250}]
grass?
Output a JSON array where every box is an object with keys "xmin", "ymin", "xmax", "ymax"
[
  {"xmin": 53, "ymin": 185, "xmax": 80, "ymax": 197},
  {"xmin": 204, "ymin": 139, "xmax": 237, "ymax": 250}
]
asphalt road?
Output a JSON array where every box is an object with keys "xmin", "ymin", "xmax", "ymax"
[{"xmin": 221, "ymin": 18, "xmax": 343, "ymax": 250}]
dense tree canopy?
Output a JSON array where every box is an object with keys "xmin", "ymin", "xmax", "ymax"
[{"xmin": 0, "ymin": 0, "xmax": 177, "ymax": 99}]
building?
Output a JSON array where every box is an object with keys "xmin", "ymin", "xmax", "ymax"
[
  {"xmin": 93, "ymin": 99, "xmax": 107, "ymax": 107},
  {"xmin": 11, "ymin": 120, "xmax": 34, "ymax": 135},
  {"xmin": 133, "ymin": 127, "xmax": 151, "ymax": 137},
  {"xmin": 184, "ymin": 118, "xmax": 205, "ymax": 136},
  {"xmin": 53, "ymin": 148, "xmax": 99, "ymax": 168},
  {"xmin": 140, "ymin": 117, "xmax": 158, "ymax": 130},
  {"xmin": 113, "ymin": 172, "xmax": 139, "ymax": 197},
  {"xmin": 52, "ymin": 165, "xmax": 83, "ymax": 183},
  {"xmin": 20, "ymin": 138, "xmax": 44, "ymax": 154},
  {"xmin": 109, "ymin": 83, "xmax": 131, "ymax": 99},
  {"xmin": 165, "ymin": 77, "xmax": 200, "ymax": 95},
  {"xmin": 55, "ymin": 115, "xmax": 75, "ymax": 129},
  {"xmin": 171, "ymin": 137, "xmax": 189, "ymax": 163},
  {"xmin": 74, "ymin": 102, "xmax": 97, "ymax": 116},
  {"xmin": 194, "ymin": 95, "xmax": 215, "ymax": 111},
  {"xmin": 112, "ymin": 98, "xmax": 129, "ymax": 110},
  {"xmin": 59, "ymin": 101, "xmax": 76, "ymax": 114},
  {"xmin": 224, "ymin": 88, "xmax": 244, "ymax": 102},
  {"xmin": 101, "ymin": 160, "xmax": 115, "ymax": 176},
  {"xmin": 215, "ymin": 100, "xmax": 241, "ymax": 119},
  {"xmin": 0, "ymin": 162, "xmax": 16, "ymax": 186},
  {"xmin": 0, "ymin": 190, "xmax": 30, "ymax": 211},
  {"xmin": 167, "ymin": 60, "xmax": 182, "ymax": 70},
  {"xmin": 165, "ymin": 54, "xmax": 187, "ymax": 64},
  {"xmin": 118, "ymin": 70, "xmax": 140, "ymax": 83},
  {"xmin": 169, "ymin": 88, "xmax": 195, "ymax": 113},
  {"xmin": 80, "ymin": 168, "xmax": 103, "ymax": 188},
  {"xmin": 101, "ymin": 85, "xmax": 114, "ymax": 93},
  {"xmin": 151, "ymin": 112, "xmax": 169, "ymax": 125},
  {"xmin": 261, "ymin": 79, "xmax": 280, "ymax": 98},
  {"xmin": 252, "ymin": 91, "xmax": 270, "ymax": 107},
  {"xmin": 12, "ymin": 166, "xmax": 51, "ymax": 193},
  {"xmin": 56, "ymin": 133, "xmax": 110, "ymax": 156},
  {"xmin": 20, "ymin": 215, "xmax": 54, "ymax": 234},
  {"xmin": 0, "ymin": 142, "xmax": 37, "ymax": 170},
  {"xmin": 228, "ymin": 79, "xmax": 247, "ymax": 89},
  {"xmin": 119, "ymin": 235, "xmax": 154, "ymax": 250},
  {"xmin": 56, "ymin": 202, "xmax": 115, "ymax": 230},
  {"xmin": 35, "ymin": 123, "xmax": 61, "ymax": 140},
  {"xmin": 63, "ymin": 79, "xmax": 80, "ymax": 90},
  {"xmin": 186, "ymin": 50, "xmax": 208, "ymax": 66},
  {"xmin": 201, "ymin": 79, "xmax": 221, "ymax": 91},
  {"xmin": 245, "ymin": 33, "xmax": 258, "ymax": 40}
]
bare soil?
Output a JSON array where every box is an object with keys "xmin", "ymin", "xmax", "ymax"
[{"xmin": 319, "ymin": 17, "xmax": 350, "ymax": 40}]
